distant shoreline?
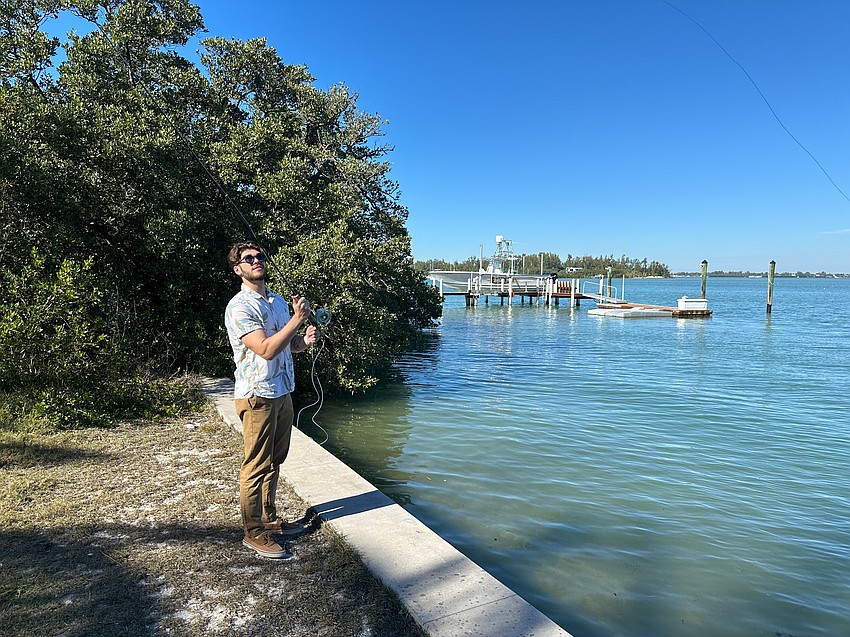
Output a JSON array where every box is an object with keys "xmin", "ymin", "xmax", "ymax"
[{"xmin": 673, "ymin": 272, "xmax": 849, "ymax": 278}]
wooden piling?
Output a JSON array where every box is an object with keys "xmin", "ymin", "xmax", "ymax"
[
  {"xmin": 700, "ymin": 260, "xmax": 708, "ymax": 299},
  {"xmin": 767, "ymin": 260, "xmax": 776, "ymax": 315}
]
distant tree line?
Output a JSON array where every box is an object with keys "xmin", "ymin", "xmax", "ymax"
[
  {"xmin": 416, "ymin": 252, "xmax": 671, "ymax": 278},
  {"xmin": 675, "ymin": 270, "xmax": 848, "ymax": 278}
]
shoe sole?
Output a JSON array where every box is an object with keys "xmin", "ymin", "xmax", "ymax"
[{"xmin": 242, "ymin": 538, "xmax": 291, "ymax": 559}]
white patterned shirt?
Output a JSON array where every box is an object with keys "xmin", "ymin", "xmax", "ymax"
[{"xmin": 225, "ymin": 284, "xmax": 295, "ymax": 398}]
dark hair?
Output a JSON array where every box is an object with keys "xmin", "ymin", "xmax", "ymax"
[{"xmin": 227, "ymin": 241, "xmax": 264, "ymax": 270}]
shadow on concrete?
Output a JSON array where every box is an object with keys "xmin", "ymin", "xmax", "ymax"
[{"xmin": 307, "ymin": 490, "xmax": 395, "ymax": 522}]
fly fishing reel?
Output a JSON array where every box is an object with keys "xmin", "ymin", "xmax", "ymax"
[{"xmin": 312, "ymin": 307, "xmax": 332, "ymax": 327}]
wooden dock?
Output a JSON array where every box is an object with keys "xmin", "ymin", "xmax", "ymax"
[
  {"xmin": 594, "ymin": 303, "xmax": 713, "ymax": 318},
  {"xmin": 439, "ymin": 280, "xmax": 605, "ymax": 307},
  {"xmin": 434, "ymin": 279, "xmax": 712, "ymax": 318}
]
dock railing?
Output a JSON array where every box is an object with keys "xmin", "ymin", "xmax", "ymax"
[
  {"xmin": 429, "ymin": 274, "xmax": 629, "ymax": 306},
  {"xmin": 581, "ymin": 279, "xmax": 621, "ymax": 303}
]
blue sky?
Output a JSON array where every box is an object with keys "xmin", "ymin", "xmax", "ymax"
[
  {"xmin": 58, "ymin": 1, "xmax": 850, "ymax": 272},
  {"xmin": 192, "ymin": 0, "xmax": 850, "ymax": 273}
]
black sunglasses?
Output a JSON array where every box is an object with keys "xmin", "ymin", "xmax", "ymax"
[{"xmin": 239, "ymin": 253, "xmax": 268, "ymax": 265}]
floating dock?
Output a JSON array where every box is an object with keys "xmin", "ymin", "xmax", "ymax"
[
  {"xmin": 589, "ymin": 306, "xmax": 674, "ymax": 318},
  {"xmin": 588, "ymin": 297, "xmax": 712, "ymax": 319}
]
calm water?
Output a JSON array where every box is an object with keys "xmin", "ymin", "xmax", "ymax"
[{"xmin": 305, "ymin": 277, "xmax": 850, "ymax": 637}]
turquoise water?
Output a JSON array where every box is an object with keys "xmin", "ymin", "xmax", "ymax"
[{"xmin": 305, "ymin": 278, "xmax": 850, "ymax": 637}]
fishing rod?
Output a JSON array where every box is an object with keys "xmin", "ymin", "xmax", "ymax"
[
  {"xmin": 662, "ymin": 0, "xmax": 850, "ymax": 204},
  {"xmin": 90, "ymin": 20, "xmax": 332, "ymax": 306},
  {"xmin": 91, "ymin": 17, "xmax": 334, "ymax": 439}
]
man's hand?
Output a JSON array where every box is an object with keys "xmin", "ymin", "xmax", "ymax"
[
  {"xmin": 240, "ymin": 296, "xmax": 314, "ymax": 360},
  {"xmin": 291, "ymin": 295, "xmax": 311, "ymax": 324},
  {"xmin": 304, "ymin": 325, "xmax": 320, "ymax": 345}
]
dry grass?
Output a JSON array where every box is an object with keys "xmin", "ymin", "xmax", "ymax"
[{"xmin": 0, "ymin": 405, "xmax": 426, "ymax": 637}]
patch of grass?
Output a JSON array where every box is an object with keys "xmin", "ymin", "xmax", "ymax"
[
  {"xmin": 0, "ymin": 411, "xmax": 426, "ymax": 636},
  {"xmin": 0, "ymin": 375, "xmax": 208, "ymax": 435}
]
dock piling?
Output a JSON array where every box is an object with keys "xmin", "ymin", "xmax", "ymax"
[
  {"xmin": 700, "ymin": 260, "xmax": 708, "ymax": 299},
  {"xmin": 767, "ymin": 260, "xmax": 776, "ymax": 315}
]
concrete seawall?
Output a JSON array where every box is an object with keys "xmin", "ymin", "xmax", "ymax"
[{"xmin": 203, "ymin": 378, "xmax": 573, "ymax": 637}]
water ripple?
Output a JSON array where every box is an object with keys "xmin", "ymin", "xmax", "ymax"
[{"xmin": 320, "ymin": 278, "xmax": 850, "ymax": 637}]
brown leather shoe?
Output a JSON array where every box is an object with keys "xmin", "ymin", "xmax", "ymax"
[
  {"xmin": 242, "ymin": 531, "xmax": 290, "ymax": 559},
  {"xmin": 263, "ymin": 518, "xmax": 306, "ymax": 536}
]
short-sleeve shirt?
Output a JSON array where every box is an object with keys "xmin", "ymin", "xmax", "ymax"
[{"xmin": 225, "ymin": 284, "xmax": 295, "ymax": 399}]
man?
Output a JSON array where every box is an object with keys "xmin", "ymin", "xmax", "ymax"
[{"xmin": 224, "ymin": 241, "xmax": 319, "ymax": 559}]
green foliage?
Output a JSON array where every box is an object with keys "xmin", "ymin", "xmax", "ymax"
[
  {"xmin": 0, "ymin": 0, "xmax": 440, "ymax": 428},
  {"xmin": 0, "ymin": 251, "xmax": 110, "ymax": 394},
  {"xmin": 0, "ymin": 250, "xmax": 206, "ymax": 431},
  {"xmin": 273, "ymin": 223, "xmax": 441, "ymax": 393}
]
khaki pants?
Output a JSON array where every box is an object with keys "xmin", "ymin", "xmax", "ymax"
[{"xmin": 235, "ymin": 394, "xmax": 293, "ymax": 537}]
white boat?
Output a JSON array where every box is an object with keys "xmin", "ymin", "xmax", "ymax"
[{"xmin": 428, "ymin": 236, "xmax": 550, "ymax": 294}]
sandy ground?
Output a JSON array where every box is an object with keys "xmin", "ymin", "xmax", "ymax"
[{"xmin": 0, "ymin": 405, "xmax": 426, "ymax": 637}]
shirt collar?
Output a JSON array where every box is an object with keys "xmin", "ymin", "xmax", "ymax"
[{"xmin": 240, "ymin": 283, "xmax": 271, "ymax": 300}]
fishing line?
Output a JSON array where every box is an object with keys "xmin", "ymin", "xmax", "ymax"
[
  {"xmin": 88, "ymin": 15, "xmax": 333, "ymax": 437},
  {"xmin": 86, "ymin": 20, "xmax": 270, "ymax": 250},
  {"xmin": 295, "ymin": 337, "xmax": 329, "ymax": 445},
  {"xmin": 661, "ymin": 0, "xmax": 850, "ymax": 204}
]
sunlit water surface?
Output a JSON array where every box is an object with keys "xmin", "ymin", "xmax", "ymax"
[{"xmin": 303, "ymin": 278, "xmax": 850, "ymax": 637}]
